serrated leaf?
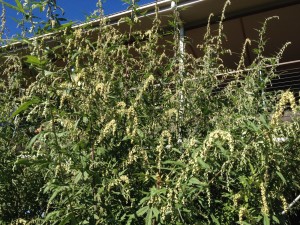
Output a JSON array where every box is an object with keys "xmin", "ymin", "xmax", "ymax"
[
  {"xmin": 139, "ymin": 196, "xmax": 150, "ymax": 205},
  {"xmin": 136, "ymin": 206, "xmax": 149, "ymax": 217},
  {"xmin": 152, "ymin": 207, "xmax": 159, "ymax": 220},
  {"xmin": 145, "ymin": 208, "xmax": 153, "ymax": 225}
]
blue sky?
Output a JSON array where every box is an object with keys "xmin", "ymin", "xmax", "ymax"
[
  {"xmin": 2, "ymin": 0, "xmax": 154, "ymax": 37},
  {"xmin": 60, "ymin": 0, "xmax": 154, "ymax": 22}
]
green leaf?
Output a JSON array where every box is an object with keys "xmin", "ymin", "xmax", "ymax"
[
  {"xmin": 263, "ymin": 214, "xmax": 270, "ymax": 225},
  {"xmin": 45, "ymin": 210, "xmax": 60, "ymax": 221},
  {"xmin": 59, "ymin": 21, "xmax": 74, "ymax": 29},
  {"xmin": 14, "ymin": 0, "xmax": 25, "ymax": 13},
  {"xmin": 0, "ymin": 0, "xmax": 25, "ymax": 13},
  {"xmin": 239, "ymin": 222, "xmax": 251, "ymax": 225},
  {"xmin": 137, "ymin": 128, "xmax": 144, "ymax": 138},
  {"xmin": 126, "ymin": 214, "xmax": 135, "ymax": 225},
  {"xmin": 172, "ymin": 148, "xmax": 182, "ymax": 154},
  {"xmin": 71, "ymin": 52, "xmax": 80, "ymax": 61},
  {"xmin": 49, "ymin": 186, "xmax": 66, "ymax": 204},
  {"xmin": 272, "ymin": 215, "xmax": 280, "ymax": 224},
  {"xmin": 136, "ymin": 206, "xmax": 149, "ymax": 217},
  {"xmin": 96, "ymin": 147, "xmax": 106, "ymax": 156},
  {"xmin": 215, "ymin": 141, "xmax": 229, "ymax": 156},
  {"xmin": 45, "ymin": 70, "xmax": 54, "ymax": 76},
  {"xmin": 151, "ymin": 187, "xmax": 167, "ymax": 196},
  {"xmin": 145, "ymin": 208, "xmax": 153, "ymax": 225},
  {"xmin": 139, "ymin": 196, "xmax": 150, "ymax": 205},
  {"xmin": 152, "ymin": 207, "xmax": 159, "ymax": 220},
  {"xmin": 74, "ymin": 172, "xmax": 82, "ymax": 184},
  {"xmin": 210, "ymin": 214, "xmax": 220, "ymax": 225},
  {"xmin": 15, "ymin": 158, "xmax": 32, "ymax": 166},
  {"xmin": 259, "ymin": 114, "xmax": 269, "ymax": 128},
  {"xmin": 163, "ymin": 160, "xmax": 185, "ymax": 167},
  {"xmin": 10, "ymin": 97, "xmax": 40, "ymax": 119},
  {"xmin": 189, "ymin": 177, "xmax": 202, "ymax": 185},
  {"xmin": 197, "ymin": 157, "xmax": 210, "ymax": 170},
  {"xmin": 83, "ymin": 171, "xmax": 89, "ymax": 180},
  {"xmin": 276, "ymin": 171, "xmax": 286, "ymax": 184},
  {"xmin": 25, "ymin": 55, "xmax": 47, "ymax": 67},
  {"xmin": 247, "ymin": 121, "xmax": 259, "ymax": 132},
  {"xmin": 59, "ymin": 213, "xmax": 72, "ymax": 225},
  {"xmin": 26, "ymin": 133, "xmax": 42, "ymax": 149},
  {"xmin": 83, "ymin": 116, "xmax": 89, "ymax": 123}
]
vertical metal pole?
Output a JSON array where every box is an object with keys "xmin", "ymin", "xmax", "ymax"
[
  {"xmin": 178, "ymin": 25, "xmax": 185, "ymax": 144},
  {"xmin": 171, "ymin": 1, "xmax": 176, "ymax": 9},
  {"xmin": 179, "ymin": 27, "xmax": 185, "ymax": 59},
  {"xmin": 282, "ymin": 194, "xmax": 300, "ymax": 215},
  {"xmin": 171, "ymin": 0, "xmax": 184, "ymax": 144},
  {"xmin": 259, "ymin": 70, "xmax": 266, "ymax": 109}
]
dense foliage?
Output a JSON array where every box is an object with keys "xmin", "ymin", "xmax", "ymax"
[{"xmin": 0, "ymin": 1, "xmax": 299, "ymax": 224}]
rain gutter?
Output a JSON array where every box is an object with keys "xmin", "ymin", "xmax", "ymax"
[{"xmin": 1, "ymin": 0, "xmax": 203, "ymax": 51}]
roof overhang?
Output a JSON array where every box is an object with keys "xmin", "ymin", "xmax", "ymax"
[
  {"xmin": 1, "ymin": 0, "xmax": 300, "ymax": 51},
  {"xmin": 87, "ymin": 0, "xmax": 300, "ymax": 30}
]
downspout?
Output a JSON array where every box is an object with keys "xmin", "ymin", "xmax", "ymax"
[
  {"xmin": 178, "ymin": 25, "xmax": 185, "ymax": 144},
  {"xmin": 173, "ymin": 0, "xmax": 185, "ymax": 144}
]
